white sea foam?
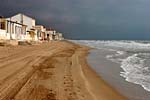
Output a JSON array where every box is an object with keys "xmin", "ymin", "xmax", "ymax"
[
  {"xmin": 120, "ymin": 54, "xmax": 150, "ymax": 92},
  {"xmin": 106, "ymin": 51, "xmax": 125, "ymax": 63},
  {"xmin": 71, "ymin": 40, "xmax": 150, "ymax": 92}
]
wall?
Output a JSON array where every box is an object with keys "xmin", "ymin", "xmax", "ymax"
[
  {"xmin": 4, "ymin": 19, "xmax": 28, "ymax": 40},
  {"xmin": 8, "ymin": 14, "xmax": 36, "ymax": 41},
  {"xmin": 45, "ymin": 31, "xmax": 54, "ymax": 40},
  {"xmin": 0, "ymin": 29, "xmax": 7, "ymax": 39},
  {"xmin": 10, "ymin": 13, "xmax": 35, "ymax": 31},
  {"xmin": 23, "ymin": 14, "xmax": 35, "ymax": 31}
]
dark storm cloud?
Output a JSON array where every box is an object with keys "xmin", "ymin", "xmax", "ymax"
[{"xmin": 1, "ymin": 0, "xmax": 150, "ymax": 39}]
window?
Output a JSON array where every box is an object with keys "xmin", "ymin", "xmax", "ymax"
[{"xmin": 0, "ymin": 22, "xmax": 5, "ymax": 30}]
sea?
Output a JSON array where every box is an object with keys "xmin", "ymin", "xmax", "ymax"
[{"xmin": 71, "ymin": 40, "xmax": 150, "ymax": 99}]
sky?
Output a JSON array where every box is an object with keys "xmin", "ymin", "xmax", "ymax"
[{"xmin": 0, "ymin": 0, "xmax": 150, "ymax": 40}]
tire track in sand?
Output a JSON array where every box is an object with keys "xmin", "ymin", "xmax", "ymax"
[{"xmin": 0, "ymin": 56, "xmax": 46, "ymax": 100}]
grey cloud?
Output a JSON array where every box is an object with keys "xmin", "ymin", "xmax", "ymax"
[{"xmin": 1, "ymin": 0, "xmax": 150, "ymax": 39}]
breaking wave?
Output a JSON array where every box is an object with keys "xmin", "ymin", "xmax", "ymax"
[{"xmin": 120, "ymin": 53, "xmax": 150, "ymax": 92}]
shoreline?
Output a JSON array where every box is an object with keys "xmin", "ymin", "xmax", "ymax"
[
  {"xmin": 0, "ymin": 41, "xmax": 127, "ymax": 100},
  {"xmin": 76, "ymin": 44, "xmax": 127, "ymax": 100}
]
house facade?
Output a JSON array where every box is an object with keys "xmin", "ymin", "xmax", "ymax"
[
  {"xmin": 56, "ymin": 33, "xmax": 64, "ymax": 40},
  {"xmin": 10, "ymin": 13, "xmax": 37, "ymax": 41},
  {"xmin": 0, "ymin": 17, "xmax": 27, "ymax": 40},
  {"xmin": 35, "ymin": 25, "xmax": 46, "ymax": 41},
  {"xmin": 45, "ymin": 29, "xmax": 56, "ymax": 41}
]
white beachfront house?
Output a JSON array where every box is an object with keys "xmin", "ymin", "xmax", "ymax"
[
  {"xmin": 9, "ymin": 13, "xmax": 37, "ymax": 41},
  {"xmin": 53, "ymin": 32, "xmax": 64, "ymax": 40},
  {"xmin": 34, "ymin": 25, "xmax": 46, "ymax": 41},
  {"xmin": 45, "ymin": 29, "xmax": 56, "ymax": 41},
  {"xmin": 0, "ymin": 16, "xmax": 27, "ymax": 40},
  {"xmin": 56, "ymin": 33, "xmax": 64, "ymax": 40}
]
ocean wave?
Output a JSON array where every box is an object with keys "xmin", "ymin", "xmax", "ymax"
[
  {"xmin": 120, "ymin": 53, "xmax": 150, "ymax": 92},
  {"xmin": 71, "ymin": 40, "xmax": 150, "ymax": 51},
  {"xmin": 106, "ymin": 51, "xmax": 125, "ymax": 63}
]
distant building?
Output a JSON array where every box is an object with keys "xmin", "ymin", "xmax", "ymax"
[
  {"xmin": 55, "ymin": 33, "xmax": 64, "ymax": 40},
  {"xmin": 35, "ymin": 25, "xmax": 46, "ymax": 41},
  {"xmin": 57, "ymin": 33, "xmax": 64, "ymax": 40},
  {"xmin": 45, "ymin": 28, "xmax": 56, "ymax": 41}
]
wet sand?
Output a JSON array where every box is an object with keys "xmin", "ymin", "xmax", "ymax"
[
  {"xmin": 88, "ymin": 49, "xmax": 150, "ymax": 100},
  {"xmin": 0, "ymin": 41, "xmax": 127, "ymax": 100}
]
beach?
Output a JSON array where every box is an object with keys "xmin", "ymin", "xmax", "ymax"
[{"xmin": 0, "ymin": 41, "xmax": 127, "ymax": 100}]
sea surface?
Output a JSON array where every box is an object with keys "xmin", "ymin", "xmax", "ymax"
[{"xmin": 71, "ymin": 40, "xmax": 150, "ymax": 99}]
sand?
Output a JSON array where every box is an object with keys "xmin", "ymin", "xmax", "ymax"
[{"xmin": 0, "ymin": 41, "xmax": 127, "ymax": 100}]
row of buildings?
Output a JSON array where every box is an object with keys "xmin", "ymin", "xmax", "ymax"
[{"xmin": 0, "ymin": 13, "xmax": 64, "ymax": 41}]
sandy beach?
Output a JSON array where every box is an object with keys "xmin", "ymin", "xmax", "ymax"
[{"xmin": 0, "ymin": 41, "xmax": 127, "ymax": 100}]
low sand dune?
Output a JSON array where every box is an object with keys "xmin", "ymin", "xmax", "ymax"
[{"xmin": 0, "ymin": 41, "xmax": 127, "ymax": 100}]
